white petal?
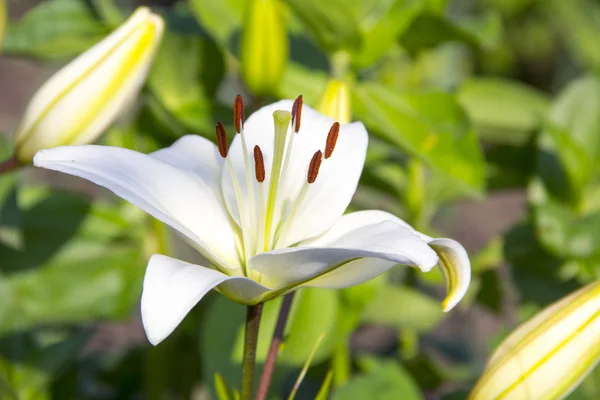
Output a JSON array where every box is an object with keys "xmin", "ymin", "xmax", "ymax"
[
  {"xmin": 249, "ymin": 221, "xmax": 438, "ymax": 290},
  {"xmin": 305, "ymin": 210, "xmax": 471, "ymax": 310},
  {"xmin": 151, "ymin": 135, "xmax": 223, "ymax": 190},
  {"xmin": 34, "ymin": 145, "xmax": 240, "ymax": 268},
  {"xmin": 304, "ymin": 209, "xmax": 431, "ymax": 246},
  {"xmin": 142, "ymin": 255, "xmax": 271, "ymax": 345},
  {"xmin": 221, "ymin": 100, "xmax": 368, "ymax": 245},
  {"xmin": 15, "ymin": 8, "xmax": 164, "ymax": 162},
  {"xmin": 428, "ymin": 238, "xmax": 471, "ymax": 311}
]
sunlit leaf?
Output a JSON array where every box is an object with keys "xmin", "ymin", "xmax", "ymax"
[
  {"xmin": 457, "ymin": 77, "xmax": 550, "ymax": 144},
  {"xmin": 361, "ymin": 285, "xmax": 444, "ymax": 332},
  {"xmin": 3, "ymin": 0, "xmax": 107, "ymax": 60},
  {"xmin": 333, "ymin": 358, "xmax": 422, "ymax": 400},
  {"xmin": 353, "ymin": 82, "xmax": 485, "ymax": 195}
]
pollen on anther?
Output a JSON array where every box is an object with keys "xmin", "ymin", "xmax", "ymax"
[
  {"xmin": 234, "ymin": 95, "xmax": 245, "ymax": 133},
  {"xmin": 292, "ymin": 95, "xmax": 303, "ymax": 133},
  {"xmin": 307, "ymin": 150, "xmax": 323, "ymax": 184},
  {"xmin": 215, "ymin": 121, "xmax": 228, "ymax": 158},
  {"xmin": 254, "ymin": 145, "xmax": 266, "ymax": 183},
  {"xmin": 325, "ymin": 122, "xmax": 340, "ymax": 159}
]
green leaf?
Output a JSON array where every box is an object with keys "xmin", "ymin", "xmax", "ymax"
[
  {"xmin": 148, "ymin": 30, "xmax": 224, "ymax": 134},
  {"xmin": 215, "ymin": 372, "xmax": 236, "ymax": 400},
  {"xmin": 353, "ymin": 82, "xmax": 485, "ymax": 195},
  {"xmin": 503, "ymin": 218, "xmax": 579, "ymax": 306},
  {"xmin": 333, "ymin": 358, "xmax": 423, "ymax": 400},
  {"xmin": 285, "ymin": 0, "xmax": 361, "ymax": 53},
  {"xmin": 534, "ymin": 199, "xmax": 600, "ymax": 260},
  {"xmin": 189, "ymin": 0, "xmax": 244, "ymax": 47},
  {"xmin": 361, "ymin": 285, "xmax": 444, "ymax": 332},
  {"xmin": 0, "ymin": 247, "xmax": 143, "ymax": 334},
  {"xmin": 553, "ymin": 0, "xmax": 600, "ymax": 69},
  {"xmin": 276, "ymin": 62, "xmax": 329, "ymax": 106},
  {"xmin": 0, "ymin": 138, "xmax": 21, "ymax": 250},
  {"xmin": 537, "ymin": 75, "xmax": 600, "ymax": 204},
  {"xmin": 457, "ymin": 78, "xmax": 550, "ymax": 145},
  {"xmin": 3, "ymin": 0, "xmax": 108, "ymax": 60},
  {"xmin": 400, "ymin": 11, "xmax": 502, "ymax": 53},
  {"xmin": 0, "ymin": 330, "xmax": 91, "ymax": 399},
  {"xmin": 315, "ymin": 370, "xmax": 334, "ymax": 400},
  {"xmin": 350, "ymin": 0, "xmax": 423, "ymax": 68}
]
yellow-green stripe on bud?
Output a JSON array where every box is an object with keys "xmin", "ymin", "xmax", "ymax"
[
  {"xmin": 0, "ymin": 0, "xmax": 6, "ymax": 50},
  {"xmin": 470, "ymin": 281, "xmax": 600, "ymax": 400},
  {"xmin": 14, "ymin": 7, "xmax": 164, "ymax": 163},
  {"xmin": 317, "ymin": 80, "xmax": 351, "ymax": 124},
  {"xmin": 240, "ymin": 0, "xmax": 287, "ymax": 96}
]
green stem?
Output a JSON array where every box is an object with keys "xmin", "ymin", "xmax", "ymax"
[
  {"xmin": 332, "ymin": 341, "xmax": 350, "ymax": 386},
  {"xmin": 405, "ymin": 158, "xmax": 426, "ymax": 230},
  {"xmin": 241, "ymin": 303, "xmax": 264, "ymax": 400}
]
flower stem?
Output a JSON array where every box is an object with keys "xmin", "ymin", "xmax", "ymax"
[
  {"xmin": 256, "ymin": 292, "xmax": 296, "ymax": 400},
  {"xmin": 241, "ymin": 303, "xmax": 264, "ymax": 400},
  {"xmin": 0, "ymin": 156, "xmax": 21, "ymax": 175}
]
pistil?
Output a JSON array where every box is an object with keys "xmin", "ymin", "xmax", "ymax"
[{"xmin": 264, "ymin": 110, "xmax": 291, "ymax": 251}]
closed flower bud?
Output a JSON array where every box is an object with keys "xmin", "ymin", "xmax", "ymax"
[
  {"xmin": 240, "ymin": 0, "xmax": 287, "ymax": 96},
  {"xmin": 0, "ymin": 0, "xmax": 5, "ymax": 50},
  {"xmin": 14, "ymin": 7, "xmax": 164, "ymax": 163},
  {"xmin": 470, "ymin": 281, "xmax": 600, "ymax": 400},
  {"xmin": 317, "ymin": 79, "xmax": 351, "ymax": 124}
]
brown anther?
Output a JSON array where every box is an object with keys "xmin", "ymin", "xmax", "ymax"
[
  {"xmin": 254, "ymin": 145, "xmax": 266, "ymax": 183},
  {"xmin": 307, "ymin": 150, "xmax": 323, "ymax": 184},
  {"xmin": 215, "ymin": 121, "xmax": 229, "ymax": 158},
  {"xmin": 234, "ymin": 95, "xmax": 245, "ymax": 133},
  {"xmin": 325, "ymin": 122, "xmax": 340, "ymax": 159},
  {"xmin": 292, "ymin": 95, "xmax": 303, "ymax": 133}
]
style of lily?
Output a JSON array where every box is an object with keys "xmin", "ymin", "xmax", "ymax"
[{"xmin": 34, "ymin": 96, "xmax": 471, "ymax": 346}]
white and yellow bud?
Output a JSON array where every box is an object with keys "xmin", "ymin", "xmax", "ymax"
[
  {"xmin": 0, "ymin": 0, "xmax": 6, "ymax": 50},
  {"xmin": 470, "ymin": 281, "xmax": 600, "ymax": 400},
  {"xmin": 14, "ymin": 7, "xmax": 164, "ymax": 163},
  {"xmin": 317, "ymin": 79, "xmax": 351, "ymax": 124},
  {"xmin": 240, "ymin": 0, "xmax": 287, "ymax": 96}
]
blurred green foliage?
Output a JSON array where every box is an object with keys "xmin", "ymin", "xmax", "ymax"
[{"xmin": 2, "ymin": 0, "xmax": 600, "ymax": 398}]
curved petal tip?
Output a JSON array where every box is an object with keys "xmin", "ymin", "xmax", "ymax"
[{"xmin": 428, "ymin": 238, "xmax": 471, "ymax": 312}]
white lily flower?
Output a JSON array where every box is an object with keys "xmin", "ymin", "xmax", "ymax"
[
  {"xmin": 33, "ymin": 97, "xmax": 471, "ymax": 345},
  {"xmin": 470, "ymin": 281, "xmax": 600, "ymax": 400},
  {"xmin": 14, "ymin": 7, "xmax": 164, "ymax": 163}
]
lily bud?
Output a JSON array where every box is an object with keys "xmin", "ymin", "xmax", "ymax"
[
  {"xmin": 14, "ymin": 7, "xmax": 164, "ymax": 163},
  {"xmin": 240, "ymin": 0, "xmax": 287, "ymax": 96},
  {"xmin": 0, "ymin": 0, "xmax": 5, "ymax": 50},
  {"xmin": 470, "ymin": 281, "xmax": 600, "ymax": 400},
  {"xmin": 317, "ymin": 79, "xmax": 351, "ymax": 124}
]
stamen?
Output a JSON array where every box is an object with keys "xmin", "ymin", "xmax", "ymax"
[
  {"xmin": 234, "ymin": 94, "xmax": 245, "ymax": 133},
  {"xmin": 215, "ymin": 121, "xmax": 229, "ymax": 158},
  {"xmin": 253, "ymin": 145, "xmax": 265, "ymax": 183},
  {"xmin": 325, "ymin": 122, "xmax": 340, "ymax": 159},
  {"xmin": 307, "ymin": 150, "xmax": 323, "ymax": 184},
  {"xmin": 291, "ymin": 95, "xmax": 303, "ymax": 133}
]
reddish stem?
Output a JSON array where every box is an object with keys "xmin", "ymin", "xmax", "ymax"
[
  {"xmin": 0, "ymin": 156, "xmax": 21, "ymax": 175},
  {"xmin": 256, "ymin": 292, "xmax": 296, "ymax": 400}
]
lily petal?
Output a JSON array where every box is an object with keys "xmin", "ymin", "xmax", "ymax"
[
  {"xmin": 150, "ymin": 135, "xmax": 223, "ymax": 189},
  {"xmin": 428, "ymin": 238, "xmax": 471, "ymax": 311},
  {"xmin": 142, "ymin": 255, "xmax": 271, "ymax": 345},
  {"xmin": 222, "ymin": 100, "xmax": 368, "ymax": 245},
  {"xmin": 34, "ymin": 145, "xmax": 240, "ymax": 268},
  {"xmin": 304, "ymin": 210, "xmax": 470, "ymax": 311},
  {"xmin": 249, "ymin": 220, "xmax": 438, "ymax": 291}
]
